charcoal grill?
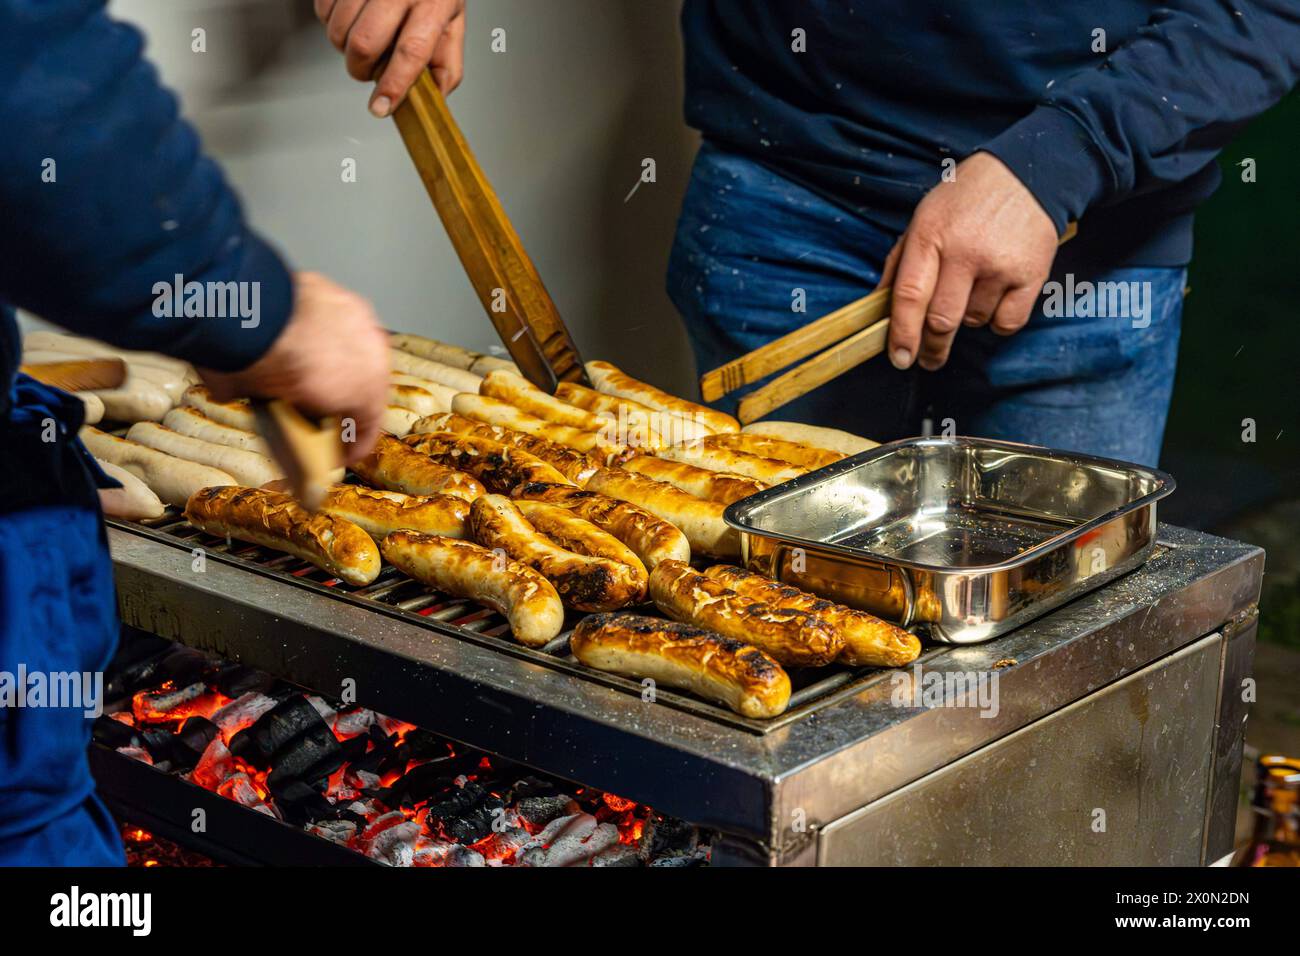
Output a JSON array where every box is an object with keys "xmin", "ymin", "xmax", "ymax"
[{"xmin": 106, "ymin": 512, "xmax": 1263, "ymax": 866}]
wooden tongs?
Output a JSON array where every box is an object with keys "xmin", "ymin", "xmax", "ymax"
[
  {"xmin": 702, "ymin": 223, "xmax": 1078, "ymax": 423},
  {"xmin": 390, "ymin": 70, "xmax": 588, "ymax": 393}
]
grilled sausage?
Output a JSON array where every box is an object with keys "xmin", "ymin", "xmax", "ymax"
[
  {"xmin": 182, "ymin": 385, "xmax": 257, "ymax": 431},
  {"xmin": 389, "ymin": 348, "xmax": 482, "ymax": 393},
  {"xmin": 380, "ymin": 405, "xmax": 420, "ymax": 437},
  {"xmin": 403, "ymin": 432, "xmax": 570, "ymax": 493},
  {"xmin": 95, "ymin": 459, "xmax": 165, "ymax": 520},
  {"xmin": 741, "ymin": 420, "xmax": 878, "ymax": 456},
  {"xmin": 412, "ymin": 412, "xmax": 600, "ymax": 487},
  {"xmin": 480, "ymin": 370, "xmax": 608, "ymax": 432},
  {"xmin": 585, "ymin": 360, "xmax": 739, "ymax": 437},
  {"xmin": 658, "ymin": 438, "xmax": 806, "ymax": 485},
  {"xmin": 352, "ymin": 433, "xmax": 486, "ymax": 500},
  {"xmin": 380, "ymin": 531, "xmax": 564, "ymax": 647},
  {"xmin": 317, "ymin": 484, "xmax": 470, "ymax": 539},
  {"xmin": 512, "ymin": 482, "xmax": 691, "ymax": 571},
  {"xmin": 706, "ymin": 433, "xmax": 845, "ymax": 471},
  {"xmin": 80, "ymin": 426, "xmax": 235, "ymax": 507},
  {"xmin": 571, "ymin": 613, "xmax": 791, "ymax": 718},
  {"xmin": 185, "ymin": 486, "xmax": 380, "ymax": 586},
  {"xmin": 648, "ymin": 560, "xmax": 844, "ymax": 667},
  {"xmin": 388, "ymin": 383, "xmax": 447, "ymax": 418},
  {"xmin": 391, "ymin": 372, "xmax": 457, "ymax": 412},
  {"xmin": 553, "ymin": 382, "xmax": 666, "ymax": 451},
  {"xmin": 451, "ymin": 392, "xmax": 633, "ymax": 464},
  {"xmin": 164, "ymin": 406, "xmax": 269, "ymax": 454},
  {"xmin": 619, "ymin": 455, "xmax": 765, "ymax": 505},
  {"xmin": 702, "ymin": 565, "xmax": 920, "ymax": 668},
  {"xmin": 127, "ymin": 422, "xmax": 282, "ymax": 488},
  {"xmin": 470, "ymin": 495, "xmax": 646, "ymax": 611},
  {"xmin": 513, "ymin": 500, "xmax": 646, "ymax": 580},
  {"xmin": 584, "ymin": 468, "xmax": 740, "ymax": 559}
]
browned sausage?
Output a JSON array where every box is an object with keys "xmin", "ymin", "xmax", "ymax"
[
  {"xmin": 380, "ymin": 531, "xmax": 563, "ymax": 647},
  {"xmin": 702, "ymin": 565, "xmax": 921, "ymax": 668},
  {"xmin": 571, "ymin": 613, "xmax": 791, "ymax": 719},
  {"xmin": 511, "ymin": 481, "xmax": 690, "ymax": 571},
  {"xmin": 469, "ymin": 495, "xmax": 647, "ymax": 611},
  {"xmin": 618, "ymin": 455, "xmax": 765, "ymax": 505},
  {"xmin": 705, "ymin": 433, "xmax": 845, "ymax": 471},
  {"xmin": 318, "ymin": 484, "xmax": 470, "ymax": 540},
  {"xmin": 413, "ymin": 412, "xmax": 600, "ymax": 487},
  {"xmin": 185, "ymin": 486, "xmax": 380, "ymax": 586},
  {"xmin": 352, "ymin": 433, "xmax": 486, "ymax": 500},
  {"xmin": 584, "ymin": 468, "xmax": 740, "ymax": 558},
  {"xmin": 648, "ymin": 560, "xmax": 843, "ymax": 667},
  {"xmin": 403, "ymin": 432, "xmax": 570, "ymax": 493}
]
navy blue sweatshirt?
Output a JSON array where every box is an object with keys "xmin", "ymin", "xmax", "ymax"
[
  {"xmin": 0, "ymin": 1, "xmax": 293, "ymax": 419},
  {"xmin": 682, "ymin": 1, "xmax": 1300, "ymax": 266}
]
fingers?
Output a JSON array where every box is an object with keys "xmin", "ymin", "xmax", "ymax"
[
  {"xmin": 885, "ymin": 233, "xmax": 940, "ymax": 370},
  {"xmin": 346, "ymin": 2, "xmax": 412, "ymax": 86},
  {"xmin": 314, "ymin": 0, "xmax": 340, "ymax": 24},
  {"xmin": 963, "ymin": 277, "xmax": 1003, "ymax": 328},
  {"xmin": 431, "ymin": 6, "xmax": 466, "ymax": 93},
  {"xmin": 370, "ymin": 0, "xmax": 460, "ymax": 114},
  {"xmin": 916, "ymin": 263, "xmax": 975, "ymax": 371},
  {"xmin": 990, "ymin": 285, "xmax": 1041, "ymax": 336},
  {"xmin": 326, "ymin": 0, "xmax": 368, "ymax": 51},
  {"xmin": 876, "ymin": 236, "xmax": 903, "ymax": 291}
]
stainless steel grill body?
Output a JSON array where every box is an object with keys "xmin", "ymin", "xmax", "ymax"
[{"xmin": 109, "ymin": 516, "xmax": 1262, "ymax": 866}]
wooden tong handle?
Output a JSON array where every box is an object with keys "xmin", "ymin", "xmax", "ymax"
[
  {"xmin": 705, "ymin": 222, "xmax": 1078, "ymax": 406},
  {"xmin": 251, "ymin": 399, "xmax": 341, "ymax": 511},
  {"xmin": 391, "ymin": 70, "xmax": 586, "ymax": 392}
]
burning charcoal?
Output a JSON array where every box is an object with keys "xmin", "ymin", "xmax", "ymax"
[
  {"xmin": 591, "ymin": 844, "xmax": 642, "ymax": 867},
  {"xmin": 423, "ymin": 780, "xmax": 504, "ymax": 845},
  {"xmin": 402, "ymin": 728, "xmax": 454, "ymax": 761},
  {"xmin": 132, "ymin": 681, "xmax": 206, "ymax": 724},
  {"xmin": 190, "ymin": 737, "xmax": 235, "ymax": 790},
  {"xmin": 93, "ymin": 714, "xmax": 140, "ymax": 750},
  {"xmin": 306, "ymin": 695, "xmax": 336, "ymax": 722},
  {"xmin": 412, "ymin": 839, "xmax": 486, "ymax": 868},
  {"xmin": 230, "ymin": 695, "xmax": 329, "ymax": 768},
  {"xmin": 649, "ymin": 852, "xmax": 707, "ymax": 867},
  {"xmin": 116, "ymin": 745, "xmax": 152, "ymax": 765},
  {"xmin": 350, "ymin": 769, "xmax": 381, "ymax": 791},
  {"xmin": 156, "ymin": 645, "xmax": 211, "ymax": 688},
  {"xmin": 475, "ymin": 825, "xmax": 531, "ymax": 864},
  {"xmin": 217, "ymin": 771, "xmax": 268, "ymax": 809},
  {"xmin": 210, "ymin": 692, "xmax": 277, "ymax": 738},
  {"xmin": 330, "ymin": 707, "xmax": 375, "ymax": 739},
  {"xmin": 265, "ymin": 721, "xmax": 344, "ymax": 792},
  {"xmin": 641, "ymin": 815, "xmax": 698, "ymax": 858},
  {"xmin": 272, "ymin": 779, "xmax": 338, "ymax": 826},
  {"xmin": 515, "ymin": 793, "xmax": 581, "ymax": 829},
  {"xmin": 378, "ymin": 754, "xmax": 475, "ymax": 808},
  {"xmin": 509, "ymin": 776, "xmax": 563, "ymax": 801},
  {"xmin": 375, "ymin": 713, "xmax": 415, "ymax": 738},
  {"xmin": 515, "ymin": 813, "xmax": 620, "ymax": 867},
  {"xmin": 366, "ymin": 820, "xmax": 422, "ymax": 867},
  {"xmin": 336, "ymin": 732, "xmax": 371, "ymax": 766},
  {"xmin": 306, "ymin": 820, "xmax": 357, "ymax": 847},
  {"xmin": 169, "ymin": 716, "xmax": 219, "ymax": 773},
  {"xmin": 213, "ymin": 662, "xmax": 275, "ymax": 699},
  {"xmin": 139, "ymin": 727, "xmax": 176, "ymax": 769}
]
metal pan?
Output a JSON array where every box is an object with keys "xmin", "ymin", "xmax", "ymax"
[{"xmin": 724, "ymin": 437, "xmax": 1175, "ymax": 644}]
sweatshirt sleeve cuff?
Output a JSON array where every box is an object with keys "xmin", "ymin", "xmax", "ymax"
[
  {"xmin": 979, "ymin": 105, "xmax": 1113, "ymax": 236},
  {"xmin": 153, "ymin": 231, "xmax": 295, "ymax": 373}
]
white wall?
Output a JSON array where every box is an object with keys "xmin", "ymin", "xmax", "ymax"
[{"xmin": 51, "ymin": 0, "xmax": 700, "ymax": 392}]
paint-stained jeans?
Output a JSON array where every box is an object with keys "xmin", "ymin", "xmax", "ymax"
[{"xmin": 666, "ymin": 143, "xmax": 1186, "ymax": 466}]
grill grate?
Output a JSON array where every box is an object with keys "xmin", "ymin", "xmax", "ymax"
[{"xmin": 113, "ymin": 509, "xmax": 931, "ymax": 734}]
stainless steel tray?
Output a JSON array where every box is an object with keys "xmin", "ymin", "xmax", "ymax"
[{"xmin": 724, "ymin": 437, "xmax": 1175, "ymax": 644}]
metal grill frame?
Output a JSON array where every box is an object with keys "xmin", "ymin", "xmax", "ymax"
[{"xmin": 124, "ymin": 510, "xmax": 912, "ymax": 735}]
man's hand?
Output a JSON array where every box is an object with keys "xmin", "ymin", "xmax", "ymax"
[
  {"xmin": 315, "ymin": 0, "xmax": 466, "ymax": 117},
  {"xmin": 880, "ymin": 152, "xmax": 1059, "ymax": 372},
  {"xmin": 200, "ymin": 273, "xmax": 391, "ymax": 464}
]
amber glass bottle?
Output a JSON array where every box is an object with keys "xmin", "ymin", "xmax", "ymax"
[{"xmin": 1239, "ymin": 755, "xmax": 1300, "ymax": 867}]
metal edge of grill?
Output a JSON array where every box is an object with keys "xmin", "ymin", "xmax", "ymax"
[{"xmin": 113, "ymin": 510, "xmax": 927, "ymax": 735}]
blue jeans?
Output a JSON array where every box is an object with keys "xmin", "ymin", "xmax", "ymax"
[{"xmin": 667, "ymin": 143, "xmax": 1185, "ymax": 466}]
